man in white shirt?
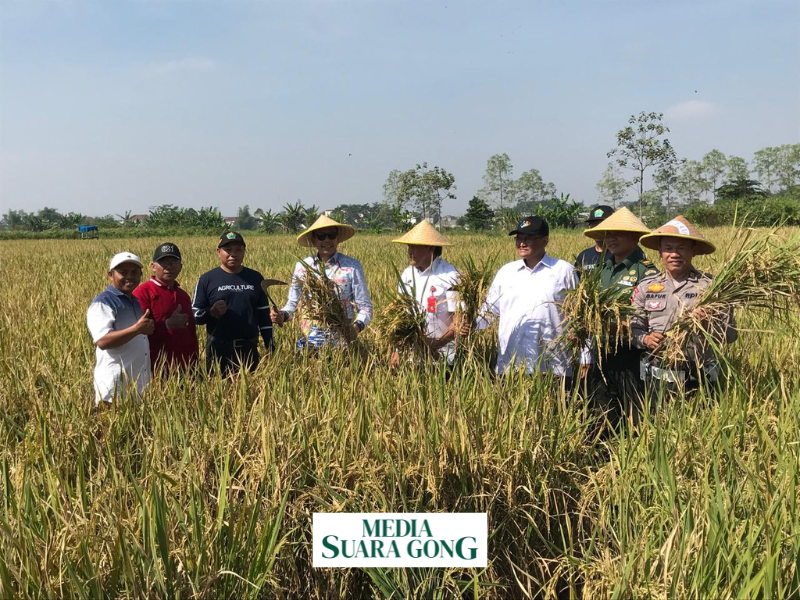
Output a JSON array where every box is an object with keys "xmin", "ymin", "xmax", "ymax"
[
  {"xmin": 390, "ymin": 219, "xmax": 461, "ymax": 365},
  {"xmin": 477, "ymin": 216, "xmax": 591, "ymax": 383},
  {"xmin": 86, "ymin": 252, "xmax": 154, "ymax": 405}
]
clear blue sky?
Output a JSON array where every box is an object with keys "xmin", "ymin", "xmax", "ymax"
[{"xmin": 1, "ymin": 0, "xmax": 798, "ymax": 217}]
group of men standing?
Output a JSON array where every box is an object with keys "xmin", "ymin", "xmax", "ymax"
[{"xmin": 87, "ymin": 208, "xmax": 737, "ymax": 425}]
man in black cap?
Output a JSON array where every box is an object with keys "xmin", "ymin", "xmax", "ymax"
[
  {"xmin": 474, "ymin": 216, "xmax": 591, "ymax": 383},
  {"xmin": 575, "ymin": 205, "xmax": 614, "ymax": 272},
  {"xmin": 191, "ymin": 232, "xmax": 274, "ymax": 375}
]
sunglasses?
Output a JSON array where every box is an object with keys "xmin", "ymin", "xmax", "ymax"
[{"xmin": 314, "ymin": 232, "xmax": 338, "ymax": 241}]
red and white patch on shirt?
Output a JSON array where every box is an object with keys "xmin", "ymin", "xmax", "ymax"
[{"xmin": 647, "ymin": 300, "xmax": 662, "ymax": 310}]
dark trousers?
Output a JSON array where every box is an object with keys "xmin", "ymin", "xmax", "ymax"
[
  {"xmin": 205, "ymin": 337, "xmax": 260, "ymax": 376},
  {"xmin": 588, "ymin": 347, "xmax": 645, "ymax": 430}
]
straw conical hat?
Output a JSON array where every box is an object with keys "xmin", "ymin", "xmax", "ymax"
[
  {"xmin": 392, "ymin": 219, "xmax": 452, "ymax": 246},
  {"xmin": 583, "ymin": 207, "xmax": 651, "ymax": 241},
  {"xmin": 639, "ymin": 215, "xmax": 715, "ymax": 255},
  {"xmin": 297, "ymin": 214, "xmax": 356, "ymax": 247}
]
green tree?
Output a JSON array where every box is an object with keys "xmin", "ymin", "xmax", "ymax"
[
  {"xmin": 462, "ymin": 196, "xmax": 494, "ymax": 231},
  {"xmin": 775, "ymin": 143, "xmax": 800, "ymax": 191},
  {"xmin": 233, "ymin": 205, "xmax": 258, "ymax": 230},
  {"xmin": 278, "ymin": 201, "xmax": 307, "ymax": 234},
  {"xmin": 1, "ymin": 210, "xmax": 28, "ymax": 230},
  {"xmin": 677, "ymin": 160, "xmax": 710, "ymax": 205},
  {"xmin": 510, "ymin": 168, "xmax": 557, "ymax": 211},
  {"xmin": 479, "ymin": 153, "xmax": 513, "ymax": 210},
  {"xmin": 607, "ymin": 111, "xmax": 677, "ymax": 217},
  {"xmin": 396, "ymin": 163, "xmax": 456, "ymax": 224},
  {"xmin": 37, "ymin": 207, "xmax": 63, "ymax": 227},
  {"xmin": 701, "ymin": 149, "xmax": 727, "ymax": 202},
  {"xmin": 595, "ymin": 162, "xmax": 629, "ymax": 208},
  {"xmin": 725, "ymin": 156, "xmax": 750, "ymax": 183},
  {"xmin": 654, "ymin": 158, "xmax": 683, "ymax": 215},
  {"xmin": 753, "ymin": 146, "xmax": 780, "ymax": 193},
  {"xmin": 715, "ymin": 178, "xmax": 768, "ymax": 206},
  {"xmin": 254, "ymin": 208, "xmax": 280, "ymax": 233}
]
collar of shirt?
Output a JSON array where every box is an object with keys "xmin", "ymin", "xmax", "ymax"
[
  {"xmin": 150, "ymin": 276, "xmax": 180, "ymax": 289},
  {"xmin": 666, "ymin": 268, "xmax": 702, "ymax": 291},
  {"xmin": 515, "ymin": 253, "xmax": 556, "ymax": 273},
  {"xmin": 414, "ymin": 256, "xmax": 442, "ymax": 276},
  {"xmin": 105, "ymin": 284, "xmax": 133, "ymax": 298},
  {"xmin": 605, "ymin": 251, "xmax": 638, "ymax": 271},
  {"xmin": 315, "ymin": 252, "xmax": 341, "ymax": 267}
]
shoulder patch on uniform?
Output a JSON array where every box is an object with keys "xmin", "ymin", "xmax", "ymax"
[
  {"xmin": 647, "ymin": 282, "xmax": 665, "ymax": 292},
  {"xmin": 642, "ymin": 259, "xmax": 652, "ymax": 266}
]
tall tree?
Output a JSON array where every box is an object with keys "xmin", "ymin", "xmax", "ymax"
[
  {"xmin": 654, "ymin": 158, "xmax": 682, "ymax": 215},
  {"xmin": 676, "ymin": 160, "xmax": 710, "ymax": 204},
  {"xmin": 725, "ymin": 155, "xmax": 750, "ymax": 183},
  {"xmin": 462, "ymin": 196, "xmax": 494, "ymax": 231},
  {"xmin": 701, "ymin": 149, "xmax": 727, "ymax": 202},
  {"xmin": 233, "ymin": 205, "xmax": 258, "ymax": 230},
  {"xmin": 382, "ymin": 169, "xmax": 406, "ymax": 214},
  {"xmin": 254, "ymin": 208, "xmax": 280, "ymax": 233},
  {"xmin": 775, "ymin": 143, "xmax": 800, "ymax": 191},
  {"xmin": 595, "ymin": 162, "xmax": 629, "ymax": 208},
  {"xmin": 479, "ymin": 153, "xmax": 513, "ymax": 210},
  {"xmin": 510, "ymin": 168, "xmax": 557, "ymax": 211},
  {"xmin": 396, "ymin": 163, "xmax": 456, "ymax": 224},
  {"xmin": 753, "ymin": 146, "xmax": 780, "ymax": 193},
  {"xmin": 607, "ymin": 111, "xmax": 677, "ymax": 217}
]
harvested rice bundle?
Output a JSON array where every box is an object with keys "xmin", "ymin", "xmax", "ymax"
[
  {"xmin": 558, "ymin": 266, "xmax": 636, "ymax": 366},
  {"xmin": 298, "ymin": 259, "xmax": 355, "ymax": 344},
  {"xmin": 452, "ymin": 253, "xmax": 496, "ymax": 341},
  {"xmin": 659, "ymin": 229, "xmax": 800, "ymax": 367},
  {"xmin": 379, "ymin": 278, "xmax": 431, "ymax": 361}
]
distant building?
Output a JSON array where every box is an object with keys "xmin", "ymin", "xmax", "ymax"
[
  {"xmin": 438, "ymin": 215, "xmax": 458, "ymax": 229},
  {"xmin": 224, "ymin": 217, "xmax": 237, "ymax": 226},
  {"xmin": 130, "ymin": 214, "xmax": 149, "ymax": 222}
]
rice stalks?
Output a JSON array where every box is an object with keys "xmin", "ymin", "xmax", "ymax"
[
  {"xmin": 452, "ymin": 253, "xmax": 497, "ymax": 354},
  {"xmin": 558, "ymin": 266, "xmax": 636, "ymax": 367},
  {"xmin": 298, "ymin": 258, "xmax": 355, "ymax": 344},
  {"xmin": 379, "ymin": 270, "xmax": 431, "ymax": 361},
  {"xmin": 659, "ymin": 228, "xmax": 800, "ymax": 368}
]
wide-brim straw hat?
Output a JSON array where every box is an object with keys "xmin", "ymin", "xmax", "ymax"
[
  {"xmin": 583, "ymin": 207, "xmax": 651, "ymax": 241},
  {"xmin": 297, "ymin": 215, "xmax": 356, "ymax": 248},
  {"xmin": 639, "ymin": 215, "xmax": 716, "ymax": 255},
  {"xmin": 392, "ymin": 219, "xmax": 452, "ymax": 246}
]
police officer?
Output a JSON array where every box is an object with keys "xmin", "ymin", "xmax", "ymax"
[
  {"xmin": 582, "ymin": 207, "xmax": 659, "ymax": 427},
  {"xmin": 575, "ymin": 205, "xmax": 614, "ymax": 272},
  {"xmin": 632, "ymin": 215, "xmax": 737, "ymax": 396}
]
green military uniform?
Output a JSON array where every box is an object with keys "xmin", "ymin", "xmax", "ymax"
[{"xmin": 589, "ymin": 249, "xmax": 659, "ymax": 428}]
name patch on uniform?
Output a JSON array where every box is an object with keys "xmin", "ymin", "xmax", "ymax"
[
  {"xmin": 647, "ymin": 283, "xmax": 665, "ymax": 292},
  {"xmin": 647, "ymin": 300, "xmax": 662, "ymax": 310},
  {"xmin": 684, "ymin": 293, "xmax": 697, "ymax": 298}
]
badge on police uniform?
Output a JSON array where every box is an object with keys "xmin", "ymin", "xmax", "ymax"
[
  {"xmin": 647, "ymin": 300, "xmax": 662, "ymax": 310},
  {"xmin": 648, "ymin": 283, "xmax": 665, "ymax": 292}
]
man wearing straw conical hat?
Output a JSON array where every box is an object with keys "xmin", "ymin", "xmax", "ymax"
[
  {"xmin": 583, "ymin": 207, "xmax": 659, "ymax": 426},
  {"xmin": 390, "ymin": 219, "xmax": 461, "ymax": 366},
  {"xmin": 631, "ymin": 215, "xmax": 737, "ymax": 394},
  {"xmin": 272, "ymin": 214, "xmax": 373, "ymax": 351}
]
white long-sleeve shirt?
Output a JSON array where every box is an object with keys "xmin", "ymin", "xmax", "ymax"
[
  {"xmin": 398, "ymin": 257, "xmax": 460, "ymax": 363},
  {"xmin": 478, "ymin": 254, "xmax": 590, "ymax": 376}
]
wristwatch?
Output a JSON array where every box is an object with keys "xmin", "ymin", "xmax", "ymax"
[{"xmin": 354, "ymin": 320, "xmax": 366, "ymax": 332}]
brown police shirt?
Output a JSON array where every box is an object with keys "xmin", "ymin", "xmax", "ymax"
[{"xmin": 630, "ymin": 269, "xmax": 738, "ymax": 365}]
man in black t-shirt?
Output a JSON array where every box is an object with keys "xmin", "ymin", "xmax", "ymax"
[
  {"xmin": 192, "ymin": 232, "xmax": 274, "ymax": 375},
  {"xmin": 575, "ymin": 205, "xmax": 614, "ymax": 272}
]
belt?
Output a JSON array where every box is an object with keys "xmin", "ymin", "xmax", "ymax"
[
  {"xmin": 640, "ymin": 359, "xmax": 718, "ymax": 384},
  {"xmin": 210, "ymin": 336, "xmax": 258, "ymax": 349}
]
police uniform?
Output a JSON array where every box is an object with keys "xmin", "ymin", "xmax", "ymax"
[{"xmin": 631, "ymin": 269, "xmax": 738, "ymax": 393}]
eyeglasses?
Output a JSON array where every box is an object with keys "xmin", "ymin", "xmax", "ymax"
[{"xmin": 314, "ymin": 232, "xmax": 338, "ymax": 241}]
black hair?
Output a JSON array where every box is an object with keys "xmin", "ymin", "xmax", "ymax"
[{"xmin": 433, "ymin": 246, "xmax": 443, "ymax": 258}]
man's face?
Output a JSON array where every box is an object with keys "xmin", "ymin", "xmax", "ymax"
[
  {"xmin": 217, "ymin": 242, "xmax": 245, "ymax": 270},
  {"xmin": 311, "ymin": 227, "xmax": 339, "ymax": 258},
  {"xmin": 408, "ymin": 245, "xmax": 435, "ymax": 269},
  {"xmin": 515, "ymin": 234, "xmax": 548, "ymax": 261},
  {"xmin": 660, "ymin": 238, "xmax": 696, "ymax": 276},
  {"xmin": 109, "ymin": 262, "xmax": 142, "ymax": 294},
  {"xmin": 604, "ymin": 231, "xmax": 640, "ymax": 259},
  {"xmin": 152, "ymin": 257, "xmax": 182, "ymax": 284}
]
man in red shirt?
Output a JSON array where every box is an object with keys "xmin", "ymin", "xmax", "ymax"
[{"xmin": 133, "ymin": 242, "xmax": 199, "ymax": 371}]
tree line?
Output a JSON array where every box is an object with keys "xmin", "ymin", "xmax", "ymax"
[{"xmin": 3, "ymin": 111, "xmax": 798, "ymax": 236}]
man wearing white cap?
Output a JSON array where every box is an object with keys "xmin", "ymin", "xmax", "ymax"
[
  {"xmin": 390, "ymin": 220, "xmax": 461, "ymax": 365},
  {"xmin": 86, "ymin": 252, "xmax": 154, "ymax": 405}
]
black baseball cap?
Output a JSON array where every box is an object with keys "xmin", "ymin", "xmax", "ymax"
[
  {"xmin": 509, "ymin": 216, "xmax": 549, "ymax": 237},
  {"xmin": 218, "ymin": 231, "xmax": 246, "ymax": 248},
  {"xmin": 153, "ymin": 242, "xmax": 182, "ymax": 262},
  {"xmin": 586, "ymin": 205, "xmax": 614, "ymax": 224}
]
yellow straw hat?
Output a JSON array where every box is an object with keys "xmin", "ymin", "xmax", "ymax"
[
  {"xmin": 297, "ymin": 214, "xmax": 356, "ymax": 248},
  {"xmin": 392, "ymin": 219, "xmax": 452, "ymax": 246},
  {"xmin": 583, "ymin": 207, "xmax": 651, "ymax": 241},
  {"xmin": 639, "ymin": 215, "xmax": 716, "ymax": 255}
]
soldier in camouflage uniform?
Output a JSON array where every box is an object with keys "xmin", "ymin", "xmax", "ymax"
[
  {"xmin": 582, "ymin": 207, "xmax": 659, "ymax": 428},
  {"xmin": 632, "ymin": 216, "xmax": 738, "ymax": 397}
]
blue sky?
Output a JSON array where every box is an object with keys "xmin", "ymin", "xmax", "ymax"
[{"xmin": 1, "ymin": 0, "xmax": 798, "ymax": 217}]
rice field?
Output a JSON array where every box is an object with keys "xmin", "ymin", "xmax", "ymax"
[{"xmin": 1, "ymin": 229, "xmax": 799, "ymax": 599}]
